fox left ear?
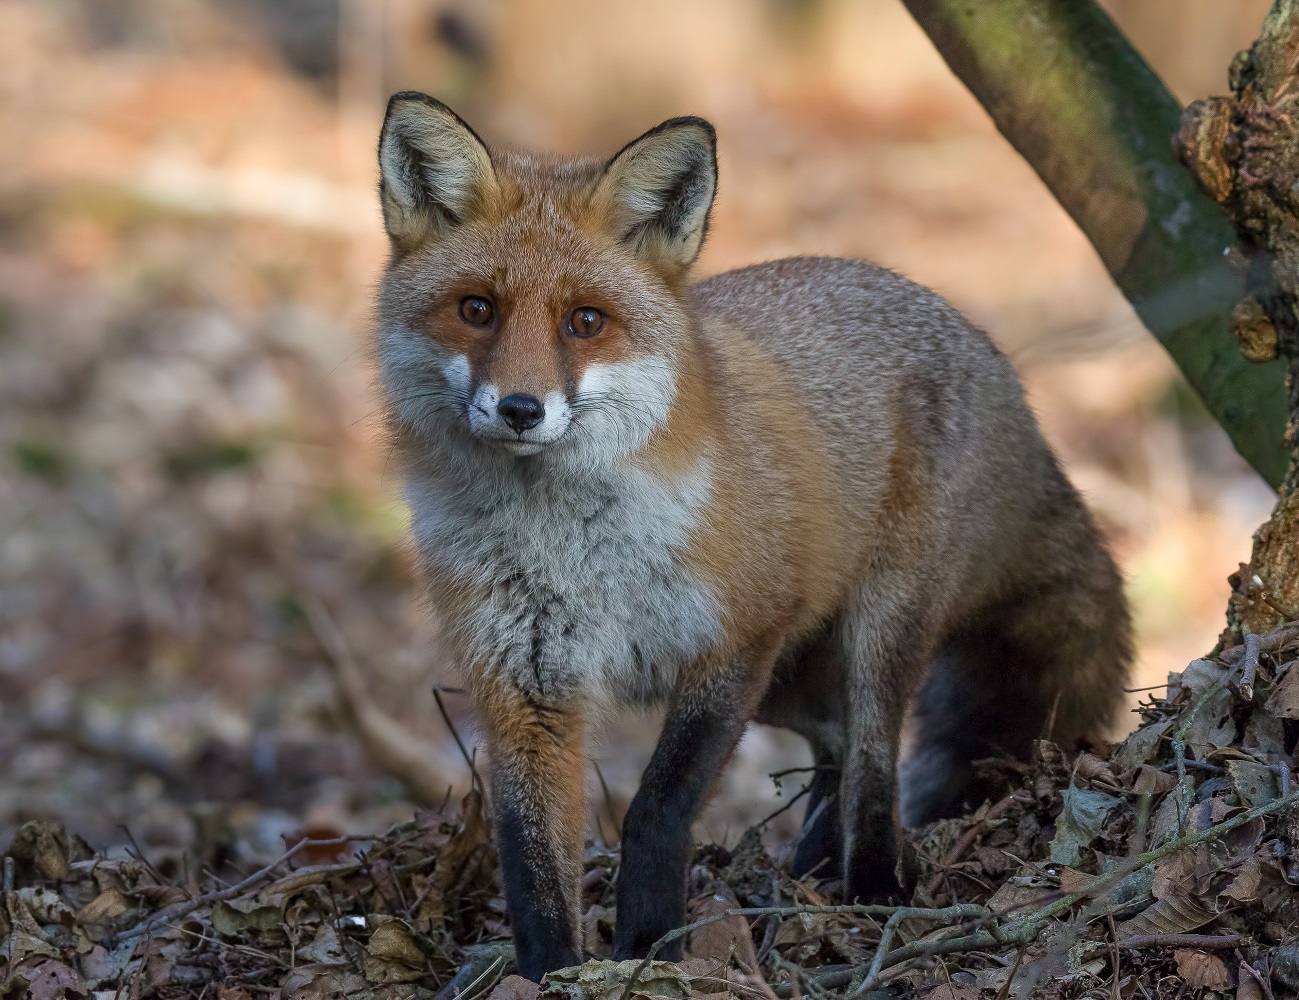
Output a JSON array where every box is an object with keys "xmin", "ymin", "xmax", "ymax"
[{"xmin": 594, "ymin": 117, "xmax": 718, "ymax": 274}]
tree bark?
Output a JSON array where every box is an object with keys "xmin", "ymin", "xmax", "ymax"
[
  {"xmin": 1176, "ymin": 0, "xmax": 1299, "ymax": 634},
  {"xmin": 901, "ymin": 0, "xmax": 1290, "ymax": 489}
]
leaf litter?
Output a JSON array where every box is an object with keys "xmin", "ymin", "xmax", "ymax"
[{"xmin": 2, "ymin": 623, "xmax": 1297, "ymax": 999}]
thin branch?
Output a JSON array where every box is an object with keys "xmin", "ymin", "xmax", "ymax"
[
  {"xmin": 115, "ymin": 835, "xmax": 355, "ymax": 941},
  {"xmin": 619, "ymin": 903, "xmax": 983, "ymax": 1000},
  {"xmin": 433, "ymin": 686, "xmax": 485, "ymax": 802},
  {"xmin": 1119, "ymin": 932, "xmax": 1249, "ymax": 950}
]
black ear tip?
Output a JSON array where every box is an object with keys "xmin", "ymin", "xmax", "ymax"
[
  {"xmin": 660, "ymin": 116, "xmax": 717, "ymax": 148},
  {"xmin": 382, "ymin": 91, "xmax": 465, "ymax": 123}
]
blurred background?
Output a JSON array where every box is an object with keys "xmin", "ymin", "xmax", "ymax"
[{"xmin": 0, "ymin": 0, "xmax": 1281, "ymax": 867}]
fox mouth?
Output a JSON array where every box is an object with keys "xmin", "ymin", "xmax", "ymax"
[
  {"xmin": 468, "ymin": 403, "xmax": 570, "ymax": 455},
  {"xmin": 475, "ymin": 432, "xmax": 554, "ymax": 456}
]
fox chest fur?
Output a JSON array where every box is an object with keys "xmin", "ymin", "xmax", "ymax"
[{"xmin": 408, "ymin": 454, "xmax": 723, "ymax": 704}]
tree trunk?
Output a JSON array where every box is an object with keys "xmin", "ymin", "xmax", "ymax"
[
  {"xmin": 901, "ymin": 0, "xmax": 1290, "ymax": 489},
  {"xmin": 1177, "ymin": 0, "xmax": 1299, "ymax": 634}
]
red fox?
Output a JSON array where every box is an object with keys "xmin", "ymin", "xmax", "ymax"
[{"xmin": 374, "ymin": 92, "xmax": 1133, "ymax": 982}]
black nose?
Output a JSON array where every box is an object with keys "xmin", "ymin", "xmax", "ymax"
[{"xmin": 497, "ymin": 393, "xmax": 545, "ymax": 432}]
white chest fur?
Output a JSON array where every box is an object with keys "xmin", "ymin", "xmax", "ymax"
[{"xmin": 408, "ymin": 455, "xmax": 723, "ymax": 705}]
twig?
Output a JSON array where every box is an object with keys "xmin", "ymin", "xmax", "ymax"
[
  {"xmin": 845, "ymin": 788, "xmax": 1299, "ymax": 997},
  {"xmin": 118, "ymin": 825, "xmax": 180, "ymax": 895},
  {"xmin": 861, "ymin": 906, "xmax": 989, "ymax": 987},
  {"xmin": 1234, "ymin": 632, "xmax": 1262, "ymax": 703},
  {"xmin": 619, "ymin": 903, "xmax": 983, "ymax": 1000},
  {"xmin": 768, "ymin": 765, "xmax": 840, "ymax": 782},
  {"xmin": 115, "ymin": 835, "xmax": 354, "ymax": 940},
  {"xmin": 756, "ymin": 782, "xmax": 813, "ymax": 829},
  {"xmin": 433, "ymin": 687, "xmax": 486, "ymax": 802},
  {"xmin": 1118, "ymin": 932, "xmax": 1248, "ymax": 950}
]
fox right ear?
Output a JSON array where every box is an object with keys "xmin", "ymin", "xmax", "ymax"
[{"xmin": 378, "ymin": 92, "xmax": 498, "ymax": 246}]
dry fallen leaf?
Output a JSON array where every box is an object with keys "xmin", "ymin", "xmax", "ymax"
[
  {"xmin": 417, "ymin": 790, "xmax": 494, "ymax": 933},
  {"xmin": 1264, "ymin": 664, "xmax": 1299, "ymax": 719},
  {"xmin": 279, "ymin": 963, "xmax": 371, "ymax": 1000},
  {"xmin": 1174, "ymin": 949, "xmax": 1233, "ymax": 991},
  {"xmin": 488, "ymin": 975, "xmax": 542, "ymax": 1000},
  {"xmin": 363, "ymin": 919, "xmax": 425, "ymax": 984}
]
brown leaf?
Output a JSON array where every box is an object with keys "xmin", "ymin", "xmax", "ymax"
[
  {"xmin": 1265, "ymin": 663, "xmax": 1299, "ymax": 719},
  {"xmin": 1235, "ymin": 961, "xmax": 1266, "ymax": 1000},
  {"xmin": 4, "ymin": 820, "xmax": 92, "ymax": 884},
  {"xmin": 279, "ymin": 963, "xmax": 370, "ymax": 1000},
  {"xmin": 75, "ymin": 889, "xmax": 131, "ymax": 926},
  {"xmin": 1075, "ymin": 752, "xmax": 1120, "ymax": 791},
  {"xmin": 1152, "ymin": 851, "xmax": 1196, "ymax": 902},
  {"xmin": 987, "ymin": 877, "xmax": 1053, "ymax": 915},
  {"xmin": 1219, "ymin": 857, "xmax": 1263, "ymax": 903},
  {"xmin": 418, "ymin": 791, "xmax": 494, "ymax": 932},
  {"xmin": 686, "ymin": 889, "xmax": 758, "ymax": 970},
  {"xmin": 488, "ymin": 975, "xmax": 542, "ymax": 1000},
  {"xmin": 1114, "ymin": 894, "xmax": 1215, "ymax": 939},
  {"xmin": 581, "ymin": 904, "xmax": 616, "ymax": 958},
  {"xmin": 21, "ymin": 960, "xmax": 88, "ymax": 1000},
  {"xmin": 1174, "ymin": 949, "xmax": 1233, "ymax": 991},
  {"xmin": 363, "ymin": 920, "xmax": 425, "ymax": 984},
  {"xmin": 1132, "ymin": 765, "xmax": 1175, "ymax": 796}
]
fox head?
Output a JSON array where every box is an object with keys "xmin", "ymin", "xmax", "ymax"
[{"xmin": 375, "ymin": 93, "xmax": 717, "ymax": 470}]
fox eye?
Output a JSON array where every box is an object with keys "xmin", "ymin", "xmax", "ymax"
[
  {"xmin": 568, "ymin": 307, "xmax": 605, "ymax": 338},
  {"xmin": 459, "ymin": 296, "xmax": 494, "ymax": 327}
]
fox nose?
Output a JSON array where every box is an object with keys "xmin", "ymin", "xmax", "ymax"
[{"xmin": 497, "ymin": 393, "xmax": 545, "ymax": 433}]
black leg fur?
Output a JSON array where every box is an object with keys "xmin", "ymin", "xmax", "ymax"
[{"xmin": 614, "ymin": 673, "xmax": 755, "ymax": 960}]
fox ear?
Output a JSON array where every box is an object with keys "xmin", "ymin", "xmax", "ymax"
[
  {"xmin": 594, "ymin": 117, "xmax": 718, "ymax": 274},
  {"xmin": 378, "ymin": 92, "xmax": 497, "ymax": 246}
]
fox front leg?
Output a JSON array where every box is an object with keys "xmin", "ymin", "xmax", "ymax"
[
  {"xmin": 613, "ymin": 655, "xmax": 773, "ymax": 960},
  {"xmin": 478, "ymin": 686, "xmax": 588, "ymax": 981}
]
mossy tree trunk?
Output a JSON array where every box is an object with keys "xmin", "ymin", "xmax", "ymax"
[
  {"xmin": 1177, "ymin": 0, "xmax": 1299, "ymax": 634},
  {"xmin": 901, "ymin": 0, "xmax": 1291, "ymax": 490}
]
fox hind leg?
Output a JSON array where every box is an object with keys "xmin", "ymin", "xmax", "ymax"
[
  {"xmin": 837, "ymin": 596, "xmax": 937, "ymax": 903},
  {"xmin": 755, "ymin": 628, "xmax": 847, "ymax": 882}
]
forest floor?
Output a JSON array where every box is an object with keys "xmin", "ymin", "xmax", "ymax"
[{"xmin": 4, "ymin": 623, "xmax": 1298, "ymax": 999}]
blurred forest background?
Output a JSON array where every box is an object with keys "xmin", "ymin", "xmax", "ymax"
[{"xmin": 0, "ymin": 0, "xmax": 1282, "ymax": 868}]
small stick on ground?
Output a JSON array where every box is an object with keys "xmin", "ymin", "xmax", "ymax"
[
  {"xmin": 1119, "ymin": 932, "xmax": 1248, "ymax": 950},
  {"xmin": 433, "ymin": 686, "xmax": 486, "ymax": 802},
  {"xmin": 1234, "ymin": 632, "xmax": 1262, "ymax": 703},
  {"xmin": 116, "ymin": 835, "xmax": 355, "ymax": 941}
]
